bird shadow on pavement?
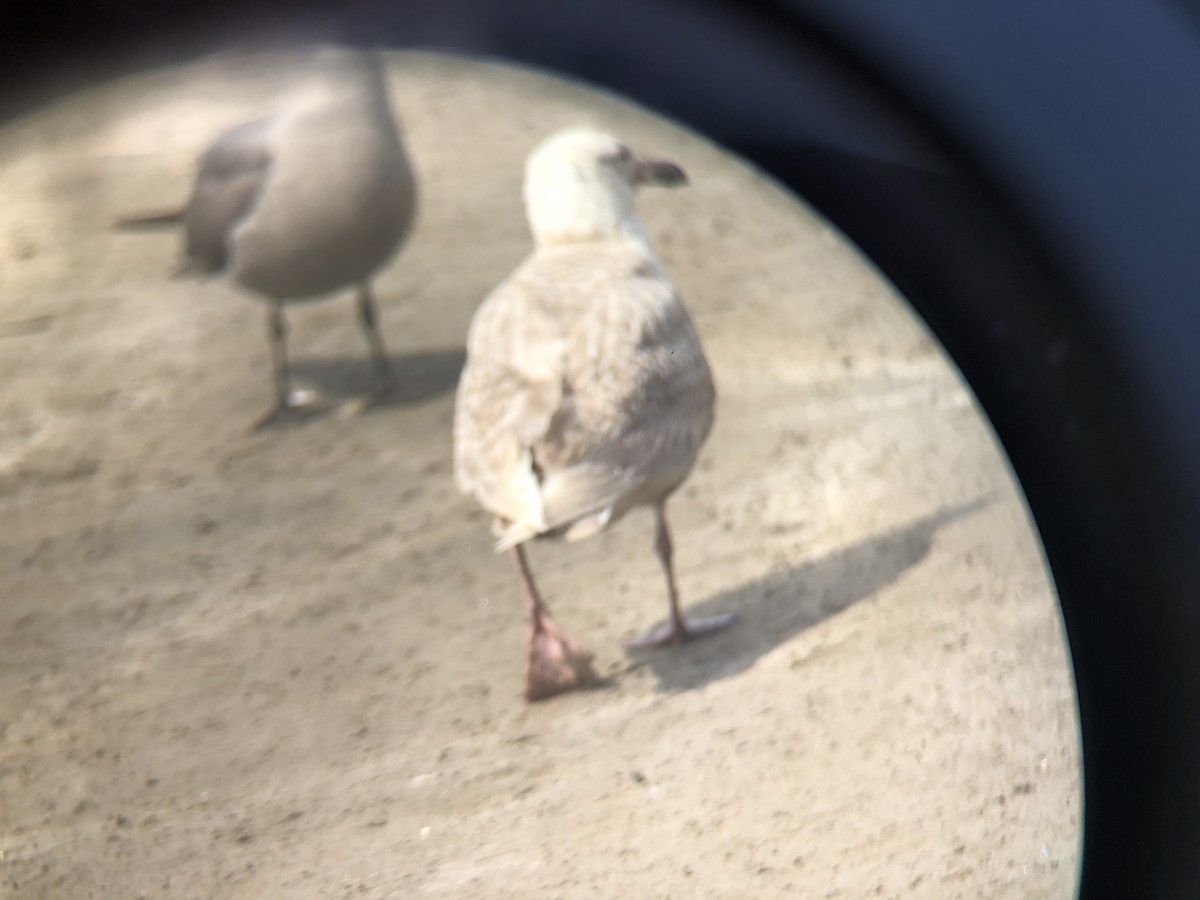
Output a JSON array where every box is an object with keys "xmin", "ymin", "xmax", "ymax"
[
  {"xmin": 625, "ymin": 494, "xmax": 998, "ymax": 693},
  {"xmin": 289, "ymin": 346, "xmax": 466, "ymax": 408}
]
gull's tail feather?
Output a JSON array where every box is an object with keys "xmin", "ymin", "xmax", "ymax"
[
  {"xmin": 494, "ymin": 520, "xmax": 544, "ymax": 553},
  {"xmin": 113, "ymin": 208, "xmax": 186, "ymax": 231}
]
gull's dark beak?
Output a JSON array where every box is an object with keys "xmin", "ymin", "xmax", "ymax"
[{"xmin": 632, "ymin": 157, "xmax": 688, "ymax": 188}]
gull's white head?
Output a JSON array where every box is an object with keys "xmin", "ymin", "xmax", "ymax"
[{"xmin": 522, "ymin": 128, "xmax": 688, "ymax": 248}]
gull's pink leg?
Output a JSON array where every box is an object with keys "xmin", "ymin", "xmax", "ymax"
[
  {"xmin": 511, "ymin": 544, "xmax": 599, "ymax": 700},
  {"xmin": 622, "ymin": 502, "xmax": 736, "ymax": 649}
]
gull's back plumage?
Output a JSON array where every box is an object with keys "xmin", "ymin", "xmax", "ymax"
[
  {"xmin": 454, "ymin": 240, "xmax": 714, "ymax": 549},
  {"xmin": 188, "ymin": 48, "xmax": 417, "ymax": 301}
]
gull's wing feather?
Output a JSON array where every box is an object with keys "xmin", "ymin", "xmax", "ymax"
[{"xmin": 180, "ymin": 116, "xmax": 275, "ymax": 273}]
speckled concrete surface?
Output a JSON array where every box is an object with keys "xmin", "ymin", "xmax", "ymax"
[{"xmin": 0, "ymin": 50, "xmax": 1081, "ymax": 898}]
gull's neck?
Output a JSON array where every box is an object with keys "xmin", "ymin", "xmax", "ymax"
[{"xmin": 526, "ymin": 181, "xmax": 653, "ymax": 252}]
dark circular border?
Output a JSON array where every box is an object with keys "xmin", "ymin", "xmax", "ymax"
[{"xmin": 6, "ymin": 2, "xmax": 1200, "ymax": 895}]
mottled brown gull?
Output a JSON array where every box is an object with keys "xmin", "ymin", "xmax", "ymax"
[
  {"xmin": 116, "ymin": 46, "xmax": 417, "ymax": 426},
  {"xmin": 453, "ymin": 127, "xmax": 735, "ymax": 701}
]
